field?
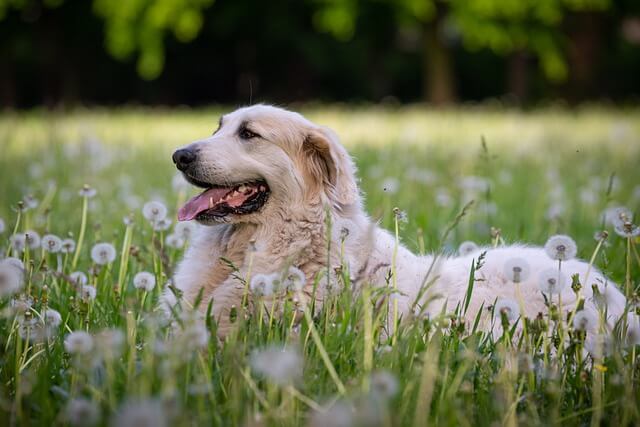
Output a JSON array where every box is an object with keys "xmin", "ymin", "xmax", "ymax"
[{"xmin": 0, "ymin": 106, "xmax": 639, "ymax": 426}]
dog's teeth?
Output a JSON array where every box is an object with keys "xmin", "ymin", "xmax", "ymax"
[
  {"xmin": 238, "ymin": 184, "xmax": 247, "ymax": 193},
  {"xmin": 209, "ymin": 197, "xmax": 213, "ymax": 208}
]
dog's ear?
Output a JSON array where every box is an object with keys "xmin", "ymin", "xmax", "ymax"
[{"xmin": 303, "ymin": 126, "xmax": 359, "ymax": 210}]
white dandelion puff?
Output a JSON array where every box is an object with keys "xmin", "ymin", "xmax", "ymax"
[
  {"xmin": 381, "ymin": 177, "xmax": 399, "ymax": 194},
  {"xmin": 65, "ymin": 398, "xmax": 100, "ymax": 427},
  {"xmin": 165, "ymin": 233, "xmax": 185, "ymax": 248},
  {"xmin": 152, "ymin": 218, "xmax": 172, "ymax": 232},
  {"xmin": 494, "ymin": 298, "xmax": 520, "ymax": 323},
  {"xmin": 572, "ymin": 310, "xmax": 597, "ymax": 331},
  {"xmin": 503, "ymin": 258, "xmax": 530, "ymax": 283},
  {"xmin": 60, "ymin": 238, "xmax": 76, "ymax": 254},
  {"xmin": 2, "ymin": 257, "xmax": 24, "ymax": 271},
  {"xmin": 64, "ymin": 331, "xmax": 94, "ymax": 355},
  {"xmin": 174, "ymin": 221, "xmax": 197, "ymax": 240},
  {"xmin": 81, "ymin": 285, "xmax": 97, "ymax": 301},
  {"xmin": 41, "ymin": 234, "xmax": 63, "ymax": 253},
  {"xmin": 142, "ymin": 201, "xmax": 168, "ymax": 222},
  {"xmin": 369, "ymin": 370, "xmax": 399, "ymax": 400},
  {"xmin": 91, "ymin": 243, "xmax": 116, "ymax": 265},
  {"xmin": 625, "ymin": 313, "xmax": 640, "ymax": 347},
  {"xmin": 23, "ymin": 195, "xmax": 39, "ymax": 210},
  {"xmin": 179, "ymin": 321, "xmax": 210, "ymax": 349},
  {"xmin": 95, "ymin": 329, "xmax": 125, "ymax": 359},
  {"xmin": 308, "ymin": 400, "xmax": 353, "ymax": 427},
  {"xmin": 78, "ymin": 185, "xmax": 97, "ymax": 198},
  {"xmin": 133, "ymin": 271, "xmax": 156, "ymax": 291},
  {"xmin": 250, "ymin": 346, "xmax": 303, "ymax": 385},
  {"xmin": 544, "ymin": 235, "xmax": 577, "ymax": 261},
  {"xmin": 603, "ymin": 206, "xmax": 632, "ymax": 227},
  {"xmin": 0, "ymin": 260, "xmax": 24, "ymax": 298},
  {"xmin": 538, "ymin": 269, "xmax": 568, "ymax": 295},
  {"xmin": 458, "ymin": 241, "xmax": 479, "ymax": 256},
  {"xmin": 9, "ymin": 234, "xmax": 26, "ymax": 253},
  {"xmin": 69, "ymin": 271, "xmax": 88, "ymax": 286},
  {"xmin": 250, "ymin": 274, "xmax": 274, "ymax": 297},
  {"xmin": 24, "ymin": 230, "xmax": 41, "ymax": 249},
  {"xmin": 0, "ymin": 218, "xmax": 5, "ymax": 234},
  {"xmin": 44, "ymin": 309, "xmax": 62, "ymax": 328},
  {"xmin": 613, "ymin": 221, "xmax": 640, "ymax": 238},
  {"xmin": 435, "ymin": 188, "xmax": 452, "ymax": 207},
  {"xmin": 283, "ymin": 266, "xmax": 306, "ymax": 292},
  {"xmin": 585, "ymin": 334, "xmax": 612, "ymax": 358},
  {"xmin": 110, "ymin": 399, "xmax": 166, "ymax": 427}
]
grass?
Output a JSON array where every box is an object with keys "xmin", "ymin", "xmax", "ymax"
[{"xmin": 0, "ymin": 105, "xmax": 639, "ymax": 426}]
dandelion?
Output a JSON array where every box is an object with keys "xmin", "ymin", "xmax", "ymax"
[
  {"xmin": 9, "ymin": 234, "xmax": 26, "ymax": 253},
  {"xmin": 603, "ymin": 206, "xmax": 632, "ymax": 227},
  {"xmin": 174, "ymin": 221, "xmax": 197, "ymax": 240},
  {"xmin": 250, "ymin": 345, "xmax": 303, "ymax": 385},
  {"xmin": 142, "ymin": 201, "xmax": 168, "ymax": 222},
  {"xmin": 585, "ymin": 334, "xmax": 612, "ymax": 358},
  {"xmin": 250, "ymin": 274, "xmax": 274, "ymax": 297},
  {"xmin": 613, "ymin": 221, "xmax": 640, "ymax": 238},
  {"xmin": 81, "ymin": 285, "xmax": 97, "ymax": 301},
  {"xmin": 503, "ymin": 258, "xmax": 530, "ymax": 283},
  {"xmin": 18, "ymin": 316, "xmax": 45, "ymax": 342},
  {"xmin": 593, "ymin": 230, "xmax": 609, "ymax": 242},
  {"xmin": 64, "ymin": 331, "xmax": 94, "ymax": 355},
  {"xmin": 44, "ymin": 309, "xmax": 62, "ymax": 328},
  {"xmin": 133, "ymin": 271, "xmax": 156, "ymax": 291},
  {"xmin": 178, "ymin": 321, "xmax": 210, "ymax": 349},
  {"xmin": 91, "ymin": 242, "xmax": 116, "ymax": 265},
  {"xmin": 381, "ymin": 177, "xmax": 399, "ymax": 194},
  {"xmin": 78, "ymin": 184, "xmax": 97, "ymax": 198},
  {"xmin": 458, "ymin": 241, "xmax": 479, "ymax": 256},
  {"xmin": 3, "ymin": 257, "xmax": 24, "ymax": 271},
  {"xmin": 24, "ymin": 194, "xmax": 39, "ymax": 210},
  {"xmin": 42, "ymin": 234, "xmax": 63, "ymax": 253},
  {"xmin": 65, "ymin": 398, "xmax": 100, "ymax": 427},
  {"xmin": 0, "ymin": 218, "xmax": 5, "ymax": 234},
  {"xmin": 625, "ymin": 313, "xmax": 640, "ymax": 347},
  {"xmin": 24, "ymin": 230, "xmax": 41, "ymax": 249},
  {"xmin": 572, "ymin": 310, "xmax": 597, "ymax": 331},
  {"xmin": 369, "ymin": 370, "xmax": 399, "ymax": 400},
  {"xmin": 544, "ymin": 235, "xmax": 577, "ymax": 261},
  {"xmin": 538, "ymin": 269, "xmax": 568, "ymax": 294},
  {"xmin": 111, "ymin": 399, "xmax": 166, "ymax": 427},
  {"xmin": 60, "ymin": 238, "xmax": 76, "ymax": 254},
  {"xmin": 165, "ymin": 233, "xmax": 185, "ymax": 248},
  {"xmin": 95, "ymin": 329, "xmax": 125, "ymax": 359},
  {"xmin": 69, "ymin": 271, "xmax": 88, "ymax": 286},
  {"xmin": 123, "ymin": 214, "xmax": 135, "ymax": 226},
  {"xmin": 283, "ymin": 266, "xmax": 306, "ymax": 292},
  {"xmin": 392, "ymin": 207, "xmax": 408, "ymax": 223},
  {"xmin": 152, "ymin": 218, "xmax": 172, "ymax": 232},
  {"xmin": 435, "ymin": 188, "xmax": 452, "ymax": 207},
  {"xmin": 0, "ymin": 260, "xmax": 24, "ymax": 298},
  {"xmin": 493, "ymin": 298, "xmax": 520, "ymax": 323},
  {"xmin": 10, "ymin": 296, "xmax": 33, "ymax": 315}
]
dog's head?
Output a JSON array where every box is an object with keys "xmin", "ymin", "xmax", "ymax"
[{"xmin": 173, "ymin": 105, "xmax": 359, "ymax": 225}]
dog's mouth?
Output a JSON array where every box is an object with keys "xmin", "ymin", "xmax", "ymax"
[{"xmin": 178, "ymin": 179, "xmax": 270, "ymax": 222}]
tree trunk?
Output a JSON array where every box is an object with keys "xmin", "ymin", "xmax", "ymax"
[
  {"xmin": 507, "ymin": 50, "xmax": 529, "ymax": 104},
  {"xmin": 422, "ymin": 20, "xmax": 456, "ymax": 105}
]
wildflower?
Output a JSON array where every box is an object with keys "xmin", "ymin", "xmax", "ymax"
[
  {"xmin": 95, "ymin": 329, "xmax": 125, "ymax": 360},
  {"xmin": 111, "ymin": 399, "xmax": 166, "ymax": 427},
  {"xmin": 625, "ymin": 313, "xmax": 640, "ymax": 347},
  {"xmin": 435, "ymin": 188, "xmax": 452, "ymax": 207},
  {"xmin": 458, "ymin": 241, "xmax": 479, "ymax": 256},
  {"xmin": 152, "ymin": 218, "xmax": 172, "ymax": 232},
  {"xmin": 64, "ymin": 331, "xmax": 94, "ymax": 355},
  {"xmin": 165, "ymin": 233, "xmax": 185, "ymax": 248},
  {"xmin": 10, "ymin": 296, "xmax": 33, "ymax": 315},
  {"xmin": 381, "ymin": 177, "xmax": 399, "ymax": 194},
  {"xmin": 44, "ymin": 309, "xmax": 62, "ymax": 328},
  {"xmin": 24, "ymin": 230, "xmax": 41, "ymax": 249},
  {"xmin": 142, "ymin": 201, "xmax": 168, "ymax": 222},
  {"xmin": 493, "ymin": 298, "xmax": 520, "ymax": 323},
  {"xmin": 179, "ymin": 321, "xmax": 210, "ymax": 349},
  {"xmin": 78, "ymin": 185, "xmax": 97, "ymax": 198},
  {"xmin": 585, "ymin": 334, "xmax": 612, "ymax": 358},
  {"xmin": 283, "ymin": 266, "xmax": 305, "ymax": 292},
  {"xmin": 133, "ymin": 271, "xmax": 156, "ymax": 291},
  {"xmin": 65, "ymin": 398, "xmax": 100, "ymax": 427},
  {"xmin": 9, "ymin": 234, "xmax": 26, "ymax": 253},
  {"xmin": 174, "ymin": 221, "xmax": 197, "ymax": 240},
  {"xmin": 503, "ymin": 258, "xmax": 530, "ymax": 284},
  {"xmin": 0, "ymin": 259, "xmax": 24, "ymax": 298},
  {"xmin": 572, "ymin": 310, "xmax": 597, "ymax": 331},
  {"xmin": 91, "ymin": 242, "xmax": 116, "ymax": 265},
  {"xmin": 41, "ymin": 234, "xmax": 63, "ymax": 253},
  {"xmin": 69, "ymin": 271, "xmax": 88, "ymax": 286},
  {"xmin": 81, "ymin": 285, "xmax": 97, "ymax": 301},
  {"xmin": 369, "ymin": 370, "xmax": 399, "ymax": 400},
  {"xmin": 250, "ymin": 274, "xmax": 274, "ymax": 297},
  {"xmin": 544, "ymin": 235, "xmax": 577, "ymax": 261},
  {"xmin": 308, "ymin": 400, "xmax": 353, "ymax": 427},
  {"xmin": 250, "ymin": 345, "xmax": 303, "ymax": 385},
  {"xmin": 545, "ymin": 203, "xmax": 565, "ymax": 220},
  {"xmin": 603, "ymin": 206, "xmax": 632, "ymax": 227},
  {"xmin": 0, "ymin": 218, "xmax": 5, "ymax": 234},
  {"xmin": 613, "ymin": 221, "xmax": 640, "ymax": 238},
  {"xmin": 593, "ymin": 230, "xmax": 608, "ymax": 242},
  {"xmin": 392, "ymin": 207, "xmax": 408, "ymax": 223},
  {"xmin": 590, "ymin": 281, "xmax": 619, "ymax": 309},
  {"xmin": 537, "ymin": 269, "xmax": 567, "ymax": 294},
  {"xmin": 61, "ymin": 238, "xmax": 76, "ymax": 254},
  {"xmin": 23, "ymin": 195, "xmax": 39, "ymax": 210}
]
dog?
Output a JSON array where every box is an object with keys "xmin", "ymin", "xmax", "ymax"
[{"xmin": 162, "ymin": 104, "xmax": 628, "ymax": 340}]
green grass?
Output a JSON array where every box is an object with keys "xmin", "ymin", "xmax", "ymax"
[{"xmin": 0, "ymin": 105, "xmax": 639, "ymax": 426}]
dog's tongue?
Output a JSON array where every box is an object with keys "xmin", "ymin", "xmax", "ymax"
[{"xmin": 178, "ymin": 187, "xmax": 230, "ymax": 221}]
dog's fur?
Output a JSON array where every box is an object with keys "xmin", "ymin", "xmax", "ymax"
[{"xmin": 163, "ymin": 105, "xmax": 626, "ymax": 336}]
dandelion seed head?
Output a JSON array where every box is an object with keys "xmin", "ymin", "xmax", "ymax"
[
  {"xmin": 538, "ymin": 269, "xmax": 568, "ymax": 294},
  {"xmin": 503, "ymin": 258, "xmax": 530, "ymax": 283},
  {"xmin": 65, "ymin": 398, "xmax": 100, "ymax": 427},
  {"xmin": 625, "ymin": 313, "xmax": 640, "ymax": 347},
  {"xmin": 78, "ymin": 185, "xmax": 97, "ymax": 198},
  {"xmin": 133, "ymin": 271, "xmax": 156, "ymax": 291},
  {"xmin": 593, "ymin": 230, "xmax": 609, "ymax": 242},
  {"xmin": 613, "ymin": 221, "xmax": 640, "ymax": 238},
  {"xmin": 458, "ymin": 241, "xmax": 479, "ymax": 256},
  {"xmin": 111, "ymin": 399, "xmax": 166, "ymax": 427},
  {"xmin": 381, "ymin": 177, "xmax": 399, "ymax": 194},
  {"xmin": 42, "ymin": 234, "xmax": 63, "ymax": 253},
  {"xmin": 308, "ymin": 400, "xmax": 353, "ymax": 427},
  {"xmin": 572, "ymin": 310, "xmax": 597, "ymax": 331},
  {"xmin": 24, "ymin": 230, "xmax": 41, "ymax": 249},
  {"xmin": 0, "ymin": 218, "xmax": 5, "ymax": 234},
  {"xmin": 250, "ymin": 345, "xmax": 302, "ymax": 385},
  {"xmin": 165, "ymin": 233, "xmax": 185, "ymax": 248},
  {"xmin": 142, "ymin": 201, "xmax": 168, "ymax": 222},
  {"xmin": 69, "ymin": 271, "xmax": 88, "ymax": 286},
  {"xmin": 174, "ymin": 221, "xmax": 197, "ymax": 239},
  {"xmin": 544, "ymin": 235, "xmax": 577, "ymax": 261},
  {"xmin": 64, "ymin": 331, "xmax": 94, "ymax": 355},
  {"xmin": 95, "ymin": 329, "xmax": 125, "ymax": 359},
  {"xmin": 152, "ymin": 218, "xmax": 172, "ymax": 231},
  {"xmin": 90, "ymin": 242, "xmax": 116, "ymax": 265},
  {"xmin": 24, "ymin": 195, "xmax": 39, "ymax": 209},
  {"xmin": 585, "ymin": 333, "xmax": 612, "ymax": 359},
  {"xmin": 435, "ymin": 188, "xmax": 452, "ymax": 207},
  {"xmin": 81, "ymin": 285, "xmax": 97, "ymax": 301},
  {"xmin": 283, "ymin": 266, "xmax": 305, "ymax": 292},
  {"xmin": 61, "ymin": 238, "xmax": 76, "ymax": 254},
  {"xmin": 44, "ymin": 309, "xmax": 62, "ymax": 328},
  {"xmin": 250, "ymin": 274, "xmax": 274, "ymax": 297},
  {"xmin": 369, "ymin": 370, "xmax": 399, "ymax": 400},
  {"xmin": 603, "ymin": 206, "xmax": 633, "ymax": 227},
  {"xmin": 0, "ymin": 259, "xmax": 24, "ymax": 298},
  {"xmin": 494, "ymin": 298, "xmax": 520, "ymax": 323},
  {"xmin": 178, "ymin": 321, "xmax": 210, "ymax": 349},
  {"xmin": 9, "ymin": 234, "xmax": 26, "ymax": 252}
]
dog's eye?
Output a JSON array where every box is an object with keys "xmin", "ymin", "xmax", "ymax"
[{"xmin": 239, "ymin": 128, "xmax": 259, "ymax": 140}]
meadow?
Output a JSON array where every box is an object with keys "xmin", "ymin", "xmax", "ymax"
[{"xmin": 0, "ymin": 105, "xmax": 639, "ymax": 426}]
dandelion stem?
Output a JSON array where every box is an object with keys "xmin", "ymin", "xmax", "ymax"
[
  {"xmin": 71, "ymin": 196, "xmax": 88, "ymax": 269},
  {"xmin": 117, "ymin": 222, "xmax": 134, "ymax": 295}
]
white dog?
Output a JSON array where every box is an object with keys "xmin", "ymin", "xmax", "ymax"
[{"xmin": 163, "ymin": 105, "xmax": 627, "ymax": 338}]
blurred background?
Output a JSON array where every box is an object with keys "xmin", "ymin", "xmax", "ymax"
[{"xmin": 1, "ymin": 0, "xmax": 640, "ymax": 109}]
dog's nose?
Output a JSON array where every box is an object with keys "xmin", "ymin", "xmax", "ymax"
[{"xmin": 172, "ymin": 148, "xmax": 197, "ymax": 171}]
